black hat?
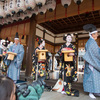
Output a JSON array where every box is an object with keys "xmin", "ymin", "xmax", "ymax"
[
  {"xmin": 63, "ymin": 33, "xmax": 72, "ymax": 41},
  {"xmin": 15, "ymin": 32, "xmax": 19, "ymax": 39},
  {"xmin": 83, "ymin": 24, "xmax": 97, "ymax": 33}
]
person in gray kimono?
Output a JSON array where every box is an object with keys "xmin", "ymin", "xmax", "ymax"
[
  {"xmin": 5, "ymin": 32, "xmax": 24, "ymax": 83},
  {"xmin": 83, "ymin": 24, "xmax": 100, "ymax": 99}
]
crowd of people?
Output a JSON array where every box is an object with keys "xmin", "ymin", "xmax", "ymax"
[{"xmin": 0, "ymin": 24, "xmax": 100, "ymax": 99}]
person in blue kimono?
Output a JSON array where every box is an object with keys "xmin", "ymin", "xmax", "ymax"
[
  {"xmin": 83, "ymin": 24, "xmax": 100, "ymax": 99},
  {"xmin": 5, "ymin": 32, "xmax": 24, "ymax": 83},
  {"xmin": 0, "ymin": 39, "xmax": 3, "ymax": 62},
  {"xmin": 32, "ymin": 38, "xmax": 50, "ymax": 80}
]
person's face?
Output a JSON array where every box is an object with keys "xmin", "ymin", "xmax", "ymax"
[
  {"xmin": 42, "ymin": 41, "xmax": 45, "ymax": 47},
  {"xmin": 66, "ymin": 35, "xmax": 72, "ymax": 43},
  {"xmin": 14, "ymin": 39, "xmax": 19, "ymax": 45},
  {"xmin": 92, "ymin": 32, "xmax": 98, "ymax": 40},
  {"xmin": 10, "ymin": 84, "xmax": 16, "ymax": 100}
]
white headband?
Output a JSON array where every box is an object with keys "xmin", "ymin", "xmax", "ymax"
[
  {"xmin": 14, "ymin": 38, "xmax": 19, "ymax": 40},
  {"xmin": 89, "ymin": 30, "xmax": 98, "ymax": 35}
]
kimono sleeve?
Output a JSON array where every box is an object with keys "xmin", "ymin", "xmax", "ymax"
[
  {"xmin": 15, "ymin": 45, "xmax": 24, "ymax": 68},
  {"xmin": 83, "ymin": 40, "xmax": 100, "ymax": 72}
]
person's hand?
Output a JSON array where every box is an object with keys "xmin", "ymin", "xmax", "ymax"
[
  {"xmin": 0, "ymin": 54, "xmax": 2, "ymax": 57},
  {"xmin": 61, "ymin": 48, "xmax": 66, "ymax": 51},
  {"xmin": 68, "ymin": 53, "xmax": 74, "ymax": 56}
]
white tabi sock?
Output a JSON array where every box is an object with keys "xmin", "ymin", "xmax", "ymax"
[{"xmin": 89, "ymin": 93, "xmax": 96, "ymax": 99}]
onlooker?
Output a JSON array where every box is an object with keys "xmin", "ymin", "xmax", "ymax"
[{"xmin": 0, "ymin": 76, "xmax": 16, "ymax": 100}]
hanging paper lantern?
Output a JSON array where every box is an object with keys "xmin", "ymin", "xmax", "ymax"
[
  {"xmin": 38, "ymin": 5, "xmax": 47, "ymax": 15},
  {"xmin": 12, "ymin": 14, "xmax": 18, "ymax": 22},
  {"xmin": 0, "ymin": 1, "xmax": 6, "ymax": 19},
  {"xmin": 35, "ymin": 0, "xmax": 46, "ymax": 8},
  {"xmin": 46, "ymin": 0, "xmax": 56, "ymax": 12},
  {"xmin": 61, "ymin": 0, "xmax": 71, "ymax": 8},
  {"xmin": 3, "ymin": 18, "xmax": 8, "ymax": 25},
  {"xmin": 4, "ymin": 0, "xmax": 12, "ymax": 17},
  {"xmin": 25, "ymin": 0, "xmax": 36, "ymax": 10},
  {"xmin": 17, "ymin": 13, "xmax": 25, "ymax": 21},
  {"xmin": 24, "ymin": 10, "xmax": 32, "ymax": 19},
  {"xmin": 6, "ymin": 17, "xmax": 13, "ymax": 24},
  {"xmin": 74, "ymin": 0, "xmax": 83, "ymax": 5},
  {"xmin": 31, "ymin": 7, "xmax": 38, "ymax": 15},
  {"xmin": 9, "ymin": 0, "xmax": 18, "ymax": 14},
  {"xmin": 16, "ymin": 0, "xmax": 26, "ymax": 13}
]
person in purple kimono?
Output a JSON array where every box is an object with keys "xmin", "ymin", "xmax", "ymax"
[
  {"xmin": 5, "ymin": 32, "xmax": 24, "ymax": 83},
  {"xmin": 83, "ymin": 24, "xmax": 100, "ymax": 99}
]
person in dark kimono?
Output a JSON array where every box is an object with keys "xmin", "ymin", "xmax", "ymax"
[
  {"xmin": 53, "ymin": 34, "xmax": 79, "ymax": 96},
  {"xmin": 4, "ymin": 32, "xmax": 24, "ymax": 83},
  {"xmin": 83, "ymin": 24, "xmax": 100, "ymax": 99},
  {"xmin": 32, "ymin": 38, "xmax": 50, "ymax": 80}
]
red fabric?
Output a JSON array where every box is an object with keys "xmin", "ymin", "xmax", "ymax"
[{"xmin": 62, "ymin": 87, "xmax": 65, "ymax": 91}]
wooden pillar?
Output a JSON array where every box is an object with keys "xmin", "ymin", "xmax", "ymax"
[
  {"xmin": 75, "ymin": 34, "xmax": 78, "ymax": 71},
  {"xmin": 25, "ymin": 16, "xmax": 37, "ymax": 76}
]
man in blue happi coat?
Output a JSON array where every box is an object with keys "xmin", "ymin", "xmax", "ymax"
[
  {"xmin": 5, "ymin": 32, "xmax": 24, "ymax": 83},
  {"xmin": 83, "ymin": 24, "xmax": 100, "ymax": 99}
]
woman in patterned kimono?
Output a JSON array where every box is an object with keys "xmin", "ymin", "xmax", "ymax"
[
  {"xmin": 83, "ymin": 24, "xmax": 100, "ymax": 99},
  {"xmin": 32, "ymin": 38, "xmax": 50, "ymax": 80},
  {"xmin": 53, "ymin": 34, "xmax": 78, "ymax": 96}
]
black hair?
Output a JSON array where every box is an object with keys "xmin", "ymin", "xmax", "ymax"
[
  {"xmin": 0, "ymin": 76, "xmax": 14, "ymax": 100},
  {"xmin": 38, "ymin": 38, "xmax": 44, "ymax": 45},
  {"xmin": 63, "ymin": 33, "xmax": 72, "ymax": 41}
]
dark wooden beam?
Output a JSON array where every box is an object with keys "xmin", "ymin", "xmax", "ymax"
[{"xmin": 25, "ymin": 15, "xmax": 36, "ymax": 76}]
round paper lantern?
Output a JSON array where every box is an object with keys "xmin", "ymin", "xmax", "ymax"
[
  {"xmin": 24, "ymin": 10, "xmax": 32, "ymax": 19},
  {"xmin": 31, "ymin": 7, "xmax": 38, "ymax": 15},
  {"xmin": 3, "ymin": 18, "xmax": 8, "ymax": 25},
  {"xmin": 9, "ymin": 0, "xmax": 18, "ymax": 14},
  {"xmin": 38, "ymin": 5, "xmax": 47, "ymax": 15},
  {"xmin": 74, "ymin": 0, "xmax": 83, "ymax": 5},
  {"xmin": 25, "ymin": 0, "xmax": 36, "ymax": 10},
  {"xmin": 7, "ymin": 17, "xmax": 13, "ymax": 24},
  {"xmin": 0, "ymin": 1, "xmax": 6, "ymax": 19},
  {"xmin": 4, "ymin": 0, "xmax": 12, "ymax": 17},
  {"xmin": 12, "ymin": 14, "xmax": 18, "ymax": 22},
  {"xmin": 17, "ymin": 13, "xmax": 25, "ymax": 21},
  {"xmin": 35, "ymin": 0, "xmax": 46, "ymax": 8},
  {"xmin": 16, "ymin": 0, "xmax": 26, "ymax": 13},
  {"xmin": 46, "ymin": 0, "xmax": 56, "ymax": 12},
  {"xmin": 61, "ymin": 0, "xmax": 71, "ymax": 8}
]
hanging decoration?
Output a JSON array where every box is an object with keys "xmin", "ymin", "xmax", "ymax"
[
  {"xmin": 10, "ymin": 26, "xmax": 12, "ymax": 38},
  {"xmin": 74, "ymin": 0, "xmax": 83, "ymax": 15},
  {"xmin": 12, "ymin": 14, "xmax": 18, "ymax": 22},
  {"xmin": 9, "ymin": 0, "xmax": 18, "ymax": 14},
  {"xmin": 24, "ymin": 10, "xmax": 32, "ymax": 19},
  {"xmin": 25, "ymin": 0, "xmax": 36, "ymax": 10},
  {"xmin": 34, "ymin": 0, "xmax": 46, "ymax": 8},
  {"xmin": 4, "ymin": 0, "xmax": 12, "ymax": 17},
  {"xmin": 16, "ymin": 0, "xmax": 26, "ymax": 13},
  {"xmin": 0, "ymin": 1, "xmax": 6, "ymax": 19},
  {"xmin": 38, "ymin": 5, "xmax": 47, "ymax": 15},
  {"xmin": 46, "ymin": 0, "xmax": 56, "ymax": 12},
  {"xmin": 31, "ymin": 7, "xmax": 38, "ymax": 16},
  {"xmin": 3, "ymin": 18, "xmax": 8, "ymax": 25},
  {"xmin": 6, "ymin": 17, "xmax": 13, "ymax": 24},
  {"xmin": 92, "ymin": 0, "xmax": 94, "ymax": 11},
  {"xmin": 61, "ymin": 0, "xmax": 71, "ymax": 17},
  {"xmin": 17, "ymin": 13, "xmax": 25, "ymax": 21},
  {"xmin": 61, "ymin": 0, "xmax": 71, "ymax": 8}
]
